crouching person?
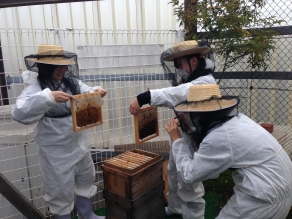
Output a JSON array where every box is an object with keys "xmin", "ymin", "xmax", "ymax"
[{"xmin": 165, "ymin": 84, "xmax": 292, "ymax": 219}]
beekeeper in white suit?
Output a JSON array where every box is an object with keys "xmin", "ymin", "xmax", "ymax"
[
  {"xmin": 165, "ymin": 84, "xmax": 292, "ymax": 219},
  {"xmin": 11, "ymin": 44, "xmax": 107, "ymax": 219},
  {"xmin": 129, "ymin": 40, "xmax": 216, "ymax": 219}
]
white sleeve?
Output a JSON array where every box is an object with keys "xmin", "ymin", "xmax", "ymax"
[
  {"xmin": 21, "ymin": 71, "xmax": 38, "ymax": 87},
  {"xmin": 78, "ymin": 80, "xmax": 102, "ymax": 93},
  {"xmin": 150, "ymin": 83, "xmax": 192, "ymax": 108},
  {"xmin": 172, "ymin": 131, "xmax": 233, "ymax": 184},
  {"xmin": 11, "ymin": 85, "xmax": 57, "ymax": 125},
  {"xmin": 150, "ymin": 74, "xmax": 216, "ymax": 109}
]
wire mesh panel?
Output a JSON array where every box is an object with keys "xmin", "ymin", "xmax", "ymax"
[
  {"xmin": 204, "ymin": 0, "xmax": 292, "ymax": 126},
  {"xmin": 1, "ymin": 25, "xmax": 292, "ymax": 218},
  {"xmin": 0, "ymin": 28, "xmax": 177, "ymax": 219},
  {"xmin": 214, "ymin": 35, "xmax": 292, "ymax": 127}
]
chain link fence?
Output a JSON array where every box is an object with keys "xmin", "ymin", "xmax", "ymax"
[{"xmin": 210, "ymin": 0, "xmax": 292, "ymax": 126}]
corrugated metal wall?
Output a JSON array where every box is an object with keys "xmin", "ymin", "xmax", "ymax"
[{"xmin": 0, "ymin": 0, "xmax": 181, "ymax": 30}]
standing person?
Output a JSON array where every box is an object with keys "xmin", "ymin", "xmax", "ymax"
[
  {"xmin": 129, "ymin": 40, "xmax": 215, "ymax": 219},
  {"xmin": 11, "ymin": 44, "xmax": 107, "ymax": 219},
  {"xmin": 165, "ymin": 84, "xmax": 292, "ymax": 219}
]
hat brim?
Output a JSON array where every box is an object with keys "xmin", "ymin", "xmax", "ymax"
[
  {"xmin": 163, "ymin": 47, "xmax": 211, "ymax": 61},
  {"xmin": 174, "ymin": 98, "xmax": 238, "ymax": 112},
  {"xmin": 26, "ymin": 57, "xmax": 75, "ymax": 65}
]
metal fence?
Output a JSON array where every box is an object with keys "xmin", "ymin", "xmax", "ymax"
[
  {"xmin": 0, "ymin": 26, "xmax": 292, "ymax": 218},
  {"xmin": 0, "ymin": 28, "xmax": 178, "ymax": 218},
  {"xmin": 214, "ymin": 29, "xmax": 292, "ymax": 126}
]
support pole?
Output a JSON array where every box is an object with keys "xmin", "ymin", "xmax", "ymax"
[{"xmin": 57, "ymin": 29, "xmax": 68, "ymax": 51}]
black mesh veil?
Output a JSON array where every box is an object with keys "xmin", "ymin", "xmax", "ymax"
[
  {"xmin": 174, "ymin": 96, "xmax": 239, "ymax": 144},
  {"xmin": 161, "ymin": 48, "xmax": 178, "ymax": 86},
  {"xmin": 161, "ymin": 40, "xmax": 215, "ymax": 87},
  {"xmin": 25, "ymin": 51, "xmax": 79, "ymax": 78},
  {"xmin": 24, "ymin": 49, "xmax": 81, "ymax": 118},
  {"xmin": 24, "ymin": 50, "xmax": 80, "ymax": 95}
]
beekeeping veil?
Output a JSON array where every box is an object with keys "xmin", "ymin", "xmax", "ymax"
[
  {"xmin": 24, "ymin": 44, "xmax": 80, "ymax": 94},
  {"xmin": 161, "ymin": 40, "xmax": 215, "ymax": 86},
  {"xmin": 24, "ymin": 44, "xmax": 81, "ymax": 117},
  {"xmin": 174, "ymin": 84, "xmax": 239, "ymax": 145}
]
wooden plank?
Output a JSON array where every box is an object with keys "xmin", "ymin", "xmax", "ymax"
[
  {"xmin": 114, "ymin": 140, "xmax": 170, "ymax": 161},
  {"xmin": 271, "ymin": 125, "xmax": 292, "ymax": 160},
  {"xmin": 0, "ymin": 172, "xmax": 45, "ymax": 219},
  {"xmin": 70, "ymin": 92, "xmax": 103, "ymax": 132},
  {"xmin": 134, "ymin": 106, "xmax": 159, "ymax": 144},
  {"xmin": 104, "ymin": 192, "xmax": 165, "ymax": 219},
  {"xmin": 103, "ymin": 180, "xmax": 164, "ymax": 208}
]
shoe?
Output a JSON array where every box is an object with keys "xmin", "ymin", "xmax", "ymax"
[
  {"xmin": 75, "ymin": 195, "xmax": 105, "ymax": 219},
  {"xmin": 165, "ymin": 207, "xmax": 174, "ymax": 216}
]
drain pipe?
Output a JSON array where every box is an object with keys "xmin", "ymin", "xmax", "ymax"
[{"xmin": 57, "ymin": 29, "xmax": 68, "ymax": 51}]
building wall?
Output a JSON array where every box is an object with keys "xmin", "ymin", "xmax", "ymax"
[
  {"xmin": 0, "ymin": 2, "xmax": 182, "ymax": 218},
  {"xmin": 0, "ymin": 0, "xmax": 181, "ymax": 30}
]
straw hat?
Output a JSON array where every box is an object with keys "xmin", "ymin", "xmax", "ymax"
[
  {"xmin": 175, "ymin": 84, "xmax": 238, "ymax": 112},
  {"xmin": 25, "ymin": 44, "xmax": 75, "ymax": 65},
  {"xmin": 163, "ymin": 40, "xmax": 211, "ymax": 61}
]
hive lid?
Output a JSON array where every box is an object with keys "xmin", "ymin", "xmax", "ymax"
[{"xmin": 103, "ymin": 149, "xmax": 162, "ymax": 174}]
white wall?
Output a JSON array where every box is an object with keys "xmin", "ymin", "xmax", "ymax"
[
  {"xmin": 0, "ymin": 2, "xmax": 182, "ymax": 218},
  {"xmin": 0, "ymin": 0, "xmax": 182, "ymax": 30}
]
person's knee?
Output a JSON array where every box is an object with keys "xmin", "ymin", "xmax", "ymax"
[
  {"xmin": 47, "ymin": 186, "xmax": 73, "ymax": 200},
  {"xmin": 75, "ymin": 183, "xmax": 97, "ymax": 198}
]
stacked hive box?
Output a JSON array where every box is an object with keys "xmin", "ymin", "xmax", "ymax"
[{"xmin": 102, "ymin": 149, "xmax": 166, "ymax": 219}]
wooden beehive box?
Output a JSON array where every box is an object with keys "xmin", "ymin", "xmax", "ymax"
[
  {"xmin": 70, "ymin": 92, "xmax": 103, "ymax": 132},
  {"xmin": 103, "ymin": 180, "xmax": 166, "ymax": 219},
  {"xmin": 134, "ymin": 106, "xmax": 159, "ymax": 144},
  {"xmin": 102, "ymin": 149, "xmax": 164, "ymax": 200}
]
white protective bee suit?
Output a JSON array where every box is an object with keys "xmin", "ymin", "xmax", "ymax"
[
  {"xmin": 11, "ymin": 80, "xmax": 101, "ymax": 216},
  {"xmin": 150, "ymin": 59, "xmax": 216, "ymax": 219},
  {"xmin": 172, "ymin": 113, "xmax": 292, "ymax": 219}
]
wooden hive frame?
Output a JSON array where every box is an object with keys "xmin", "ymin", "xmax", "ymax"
[
  {"xmin": 114, "ymin": 141, "xmax": 170, "ymax": 204},
  {"xmin": 134, "ymin": 106, "xmax": 159, "ymax": 144},
  {"xmin": 103, "ymin": 149, "xmax": 161, "ymax": 174},
  {"xmin": 102, "ymin": 149, "xmax": 164, "ymax": 200},
  {"xmin": 70, "ymin": 92, "xmax": 103, "ymax": 132}
]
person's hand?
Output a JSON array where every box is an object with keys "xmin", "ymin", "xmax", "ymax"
[
  {"xmin": 95, "ymin": 88, "xmax": 107, "ymax": 98},
  {"xmin": 51, "ymin": 91, "xmax": 73, "ymax": 103},
  {"xmin": 165, "ymin": 118, "xmax": 181, "ymax": 141},
  {"xmin": 129, "ymin": 98, "xmax": 141, "ymax": 115}
]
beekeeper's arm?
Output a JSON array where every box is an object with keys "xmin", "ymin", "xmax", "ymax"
[
  {"xmin": 129, "ymin": 83, "xmax": 192, "ymax": 115},
  {"xmin": 79, "ymin": 80, "xmax": 107, "ymax": 97},
  {"xmin": 165, "ymin": 118, "xmax": 233, "ymax": 184},
  {"xmin": 11, "ymin": 84, "xmax": 63, "ymax": 125},
  {"xmin": 129, "ymin": 74, "xmax": 216, "ymax": 115}
]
